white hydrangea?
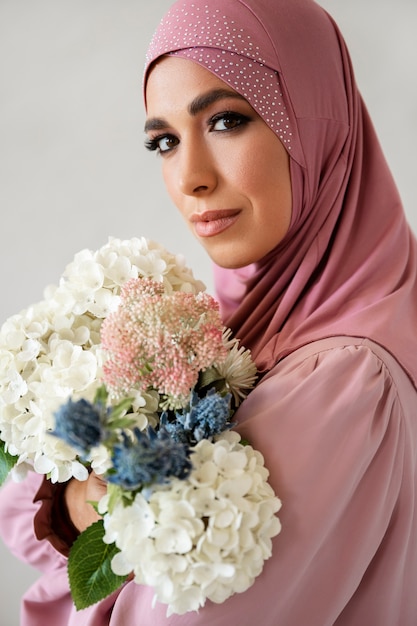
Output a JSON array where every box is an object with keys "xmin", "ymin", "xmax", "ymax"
[
  {"xmin": 0, "ymin": 237, "xmax": 206, "ymax": 482},
  {"xmin": 100, "ymin": 431, "xmax": 282, "ymax": 616}
]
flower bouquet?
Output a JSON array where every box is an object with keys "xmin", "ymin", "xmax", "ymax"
[{"xmin": 0, "ymin": 237, "xmax": 282, "ymax": 615}]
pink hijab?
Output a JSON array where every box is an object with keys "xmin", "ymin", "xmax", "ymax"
[{"xmin": 144, "ymin": 0, "xmax": 417, "ymax": 387}]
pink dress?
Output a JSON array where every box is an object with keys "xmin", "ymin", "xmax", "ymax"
[{"xmin": 1, "ymin": 337, "xmax": 417, "ymax": 625}]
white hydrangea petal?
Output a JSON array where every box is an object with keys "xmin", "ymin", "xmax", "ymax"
[
  {"xmin": 216, "ymin": 474, "xmax": 253, "ymax": 499},
  {"xmin": 10, "ymin": 461, "xmax": 32, "ymax": 482},
  {"xmin": 98, "ymin": 493, "xmax": 110, "ymax": 516},
  {"xmin": 165, "ymin": 586, "xmax": 205, "ymax": 616},
  {"xmin": 1, "ymin": 370, "xmax": 28, "ymax": 405},
  {"xmin": 111, "ymin": 552, "xmax": 133, "ymax": 576},
  {"xmin": 89, "ymin": 444, "xmax": 112, "ymax": 475},
  {"xmin": 105, "ymin": 256, "xmax": 136, "ymax": 286},
  {"xmin": 188, "ymin": 460, "xmax": 218, "ymax": 487},
  {"xmin": 19, "ymin": 339, "xmax": 41, "ymax": 362},
  {"xmin": 33, "ymin": 454, "xmax": 55, "ymax": 474},
  {"xmin": 153, "ymin": 525, "xmax": 193, "ymax": 554},
  {"xmin": 213, "ymin": 447, "xmax": 248, "ymax": 473},
  {"xmin": 71, "ymin": 461, "xmax": 89, "ymax": 481},
  {"xmin": 187, "ymin": 486, "xmax": 223, "ymax": 516}
]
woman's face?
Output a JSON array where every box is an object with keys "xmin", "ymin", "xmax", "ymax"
[{"xmin": 145, "ymin": 56, "xmax": 292, "ymax": 269}]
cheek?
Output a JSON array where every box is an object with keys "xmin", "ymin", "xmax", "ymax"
[
  {"xmin": 161, "ymin": 166, "xmax": 195, "ymax": 230},
  {"xmin": 225, "ymin": 136, "xmax": 285, "ymax": 193},
  {"xmin": 219, "ymin": 144, "xmax": 252, "ymax": 180},
  {"xmin": 232, "ymin": 155, "xmax": 276, "ymax": 200},
  {"xmin": 162, "ymin": 166, "xmax": 182, "ymax": 209}
]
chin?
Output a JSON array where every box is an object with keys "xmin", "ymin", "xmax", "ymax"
[
  {"xmin": 204, "ymin": 248, "xmax": 255, "ymax": 270},
  {"xmin": 201, "ymin": 238, "xmax": 268, "ymax": 269}
]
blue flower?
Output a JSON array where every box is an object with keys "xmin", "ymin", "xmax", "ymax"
[
  {"xmin": 161, "ymin": 389, "xmax": 232, "ymax": 445},
  {"xmin": 52, "ymin": 398, "xmax": 103, "ymax": 455},
  {"xmin": 108, "ymin": 427, "xmax": 192, "ymax": 490}
]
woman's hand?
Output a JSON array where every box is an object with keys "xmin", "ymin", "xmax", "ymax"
[{"xmin": 64, "ymin": 471, "xmax": 108, "ymax": 533}]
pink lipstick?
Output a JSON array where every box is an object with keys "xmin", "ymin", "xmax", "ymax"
[{"xmin": 190, "ymin": 210, "xmax": 241, "ymax": 237}]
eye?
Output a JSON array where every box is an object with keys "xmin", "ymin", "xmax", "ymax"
[
  {"xmin": 144, "ymin": 134, "xmax": 179, "ymax": 154},
  {"xmin": 210, "ymin": 111, "xmax": 251, "ymax": 132}
]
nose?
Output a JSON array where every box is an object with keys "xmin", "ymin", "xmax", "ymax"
[{"xmin": 177, "ymin": 138, "xmax": 217, "ymax": 196}]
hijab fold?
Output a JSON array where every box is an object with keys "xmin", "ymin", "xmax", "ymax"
[{"xmin": 145, "ymin": 0, "xmax": 417, "ymax": 388}]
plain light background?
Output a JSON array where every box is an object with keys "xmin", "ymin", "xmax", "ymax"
[{"xmin": 0, "ymin": 1, "xmax": 416, "ymax": 624}]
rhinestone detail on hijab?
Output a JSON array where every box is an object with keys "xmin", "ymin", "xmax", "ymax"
[{"xmin": 145, "ymin": 3, "xmax": 293, "ymax": 150}]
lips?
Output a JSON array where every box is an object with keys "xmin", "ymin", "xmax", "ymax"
[{"xmin": 190, "ymin": 209, "xmax": 241, "ymax": 237}]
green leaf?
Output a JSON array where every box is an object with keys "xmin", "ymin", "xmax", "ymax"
[
  {"xmin": 108, "ymin": 415, "xmax": 137, "ymax": 430},
  {"xmin": 109, "ymin": 397, "xmax": 135, "ymax": 421},
  {"xmin": 68, "ymin": 520, "xmax": 127, "ymax": 610},
  {"xmin": 105, "ymin": 483, "xmax": 135, "ymax": 515},
  {"xmin": 0, "ymin": 440, "xmax": 18, "ymax": 486},
  {"xmin": 199, "ymin": 366, "xmax": 225, "ymax": 389},
  {"xmin": 93, "ymin": 384, "xmax": 109, "ymax": 406}
]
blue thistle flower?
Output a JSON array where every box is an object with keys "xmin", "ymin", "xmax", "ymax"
[
  {"xmin": 52, "ymin": 398, "xmax": 103, "ymax": 455},
  {"xmin": 108, "ymin": 427, "xmax": 192, "ymax": 490},
  {"xmin": 160, "ymin": 389, "xmax": 232, "ymax": 445}
]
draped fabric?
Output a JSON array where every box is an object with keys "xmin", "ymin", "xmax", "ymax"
[{"xmin": 144, "ymin": 0, "xmax": 417, "ymax": 384}]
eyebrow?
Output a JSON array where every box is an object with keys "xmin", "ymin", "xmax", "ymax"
[{"xmin": 144, "ymin": 88, "xmax": 246, "ymax": 133}]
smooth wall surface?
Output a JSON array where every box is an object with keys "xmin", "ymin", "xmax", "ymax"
[{"xmin": 0, "ymin": 1, "xmax": 416, "ymax": 624}]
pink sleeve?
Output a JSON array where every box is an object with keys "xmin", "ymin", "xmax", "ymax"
[{"xmin": 0, "ymin": 471, "xmax": 67, "ymax": 574}]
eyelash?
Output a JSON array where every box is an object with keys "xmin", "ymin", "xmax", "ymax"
[
  {"xmin": 144, "ymin": 111, "xmax": 251, "ymax": 155},
  {"xmin": 144, "ymin": 134, "xmax": 178, "ymax": 154}
]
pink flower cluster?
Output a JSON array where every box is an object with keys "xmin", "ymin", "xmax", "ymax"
[{"xmin": 101, "ymin": 278, "xmax": 226, "ymax": 406}]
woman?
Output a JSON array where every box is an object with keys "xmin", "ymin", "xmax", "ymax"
[{"xmin": 1, "ymin": 0, "xmax": 417, "ymax": 624}]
